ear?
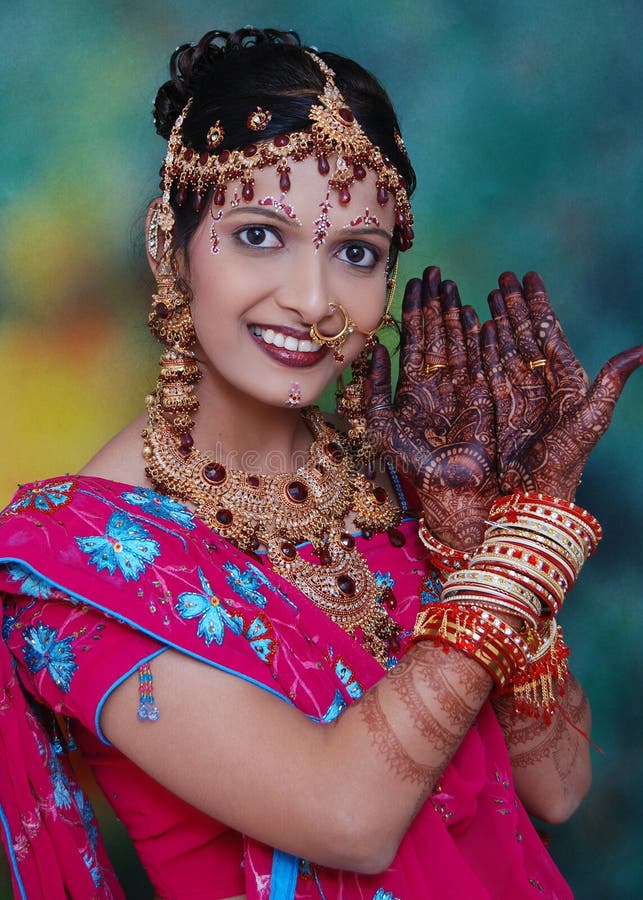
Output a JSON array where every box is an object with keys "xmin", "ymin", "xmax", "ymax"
[{"xmin": 145, "ymin": 198, "xmax": 166, "ymax": 275}]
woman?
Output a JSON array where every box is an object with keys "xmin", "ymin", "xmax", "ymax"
[{"xmin": 0, "ymin": 27, "xmax": 640, "ymax": 900}]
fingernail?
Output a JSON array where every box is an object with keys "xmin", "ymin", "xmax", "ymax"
[
  {"xmin": 441, "ymin": 280, "xmax": 462, "ymax": 309},
  {"xmin": 422, "ymin": 266, "xmax": 441, "ymax": 298},
  {"xmin": 498, "ymin": 271, "xmax": 522, "ymax": 295},
  {"xmin": 523, "ymin": 271, "xmax": 546, "ymax": 295}
]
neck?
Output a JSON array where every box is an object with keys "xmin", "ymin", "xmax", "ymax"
[{"xmin": 191, "ymin": 377, "xmax": 315, "ymax": 474}]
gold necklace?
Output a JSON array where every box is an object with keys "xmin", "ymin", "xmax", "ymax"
[{"xmin": 142, "ymin": 401, "xmax": 403, "ymax": 664}]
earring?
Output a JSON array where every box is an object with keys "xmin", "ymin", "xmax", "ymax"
[
  {"xmin": 335, "ymin": 262, "xmax": 398, "ymax": 467},
  {"xmin": 147, "ymin": 251, "xmax": 202, "ymax": 451}
]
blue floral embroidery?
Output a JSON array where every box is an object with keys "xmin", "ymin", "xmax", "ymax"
[
  {"xmin": 334, "ymin": 658, "xmax": 363, "ymax": 699},
  {"xmin": 9, "ymin": 479, "xmax": 76, "ymax": 513},
  {"xmin": 76, "ymin": 512, "xmax": 161, "ymax": 581},
  {"xmin": 120, "ymin": 487, "xmax": 196, "ymax": 529},
  {"xmin": 83, "ymin": 850, "xmax": 103, "ymax": 888},
  {"xmin": 373, "ymin": 890, "xmax": 400, "ymax": 900},
  {"xmin": 420, "ymin": 569, "xmax": 442, "ymax": 605},
  {"xmin": 244, "ymin": 614, "xmax": 275, "ymax": 662},
  {"xmin": 176, "ymin": 568, "xmax": 244, "ymax": 645},
  {"xmin": 6, "ymin": 563, "xmax": 53, "ymax": 599},
  {"xmin": 375, "ymin": 571, "xmax": 395, "ymax": 595},
  {"xmin": 22, "ymin": 623, "xmax": 78, "ymax": 691},
  {"xmin": 223, "ymin": 561, "xmax": 268, "ymax": 608},
  {"xmin": 73, "ymin": 787, "xmax": 99, "ymax": 849},
  {"xmin": 48, "ymin": 752, "xmax": 72, "ymax": 809}
]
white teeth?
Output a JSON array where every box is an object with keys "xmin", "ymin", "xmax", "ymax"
[{"xmin": 252, "ymin": 326, "xmax": 323, "ymax": 353}]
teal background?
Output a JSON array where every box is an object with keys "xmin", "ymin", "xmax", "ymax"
[{"xmin": 1, "ymin": 1, "xmax": 642, "ymax": 896}]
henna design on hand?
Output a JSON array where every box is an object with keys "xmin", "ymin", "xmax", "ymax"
[
  {"xmin": 364, "ymin": 266, "xmax": 499, "ymax": 548},
  {"xmin": 482, "ymin": 271, "xmax": 643, "ymax": 500}
]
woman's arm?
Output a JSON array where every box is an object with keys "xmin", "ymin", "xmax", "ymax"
[
  {"xmin": 101, "ymin": 640, "xmax": 491, "ymax": 874},
  {"xmin": 492, "ymin": 674, "xmax": 592, "ymax": 822}
]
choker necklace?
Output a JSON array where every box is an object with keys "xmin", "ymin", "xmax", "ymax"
[{"xmin": 142, "ymin": 401, "xmax": 403, "ymax": 664}]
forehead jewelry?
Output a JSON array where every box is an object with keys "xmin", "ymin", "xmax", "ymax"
[{"xmin": 156, "ymin": 52, "xmax": 413, "ymax": 260}]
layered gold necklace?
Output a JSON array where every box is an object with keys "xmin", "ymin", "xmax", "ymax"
[{"xmin": 142, "ymin": 401, "xmax": 403, "ymax": 664}]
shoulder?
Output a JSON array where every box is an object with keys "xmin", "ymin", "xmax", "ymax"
[{"xmin": 79, "ymin": 411, "xmax": 149, "ymax": 487}]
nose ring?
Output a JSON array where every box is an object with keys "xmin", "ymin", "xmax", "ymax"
[{"xmin": 310, "ymin": 304, "xmax": 354, "ymax": 362}]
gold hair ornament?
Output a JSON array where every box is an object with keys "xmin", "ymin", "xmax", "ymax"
[{"xmin": 156, "ymin": 53, "xmax": 413, "ymax": 258}]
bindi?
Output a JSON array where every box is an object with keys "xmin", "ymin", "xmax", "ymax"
[
  {"xmin": 345, "ymin": 208, "xmax": 381, "ymax": 229},
  {"xmin": 258, "ymin": 195, "xmax": 302, "ymax": 225}
]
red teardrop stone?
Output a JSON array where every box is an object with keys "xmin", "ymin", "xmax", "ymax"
[
  {"xmin": 218, "ymin": 150, "xmax": 230, "ymax": 163},
  {"xmin": 280, "ymin": 542, "xmax": 297, "ymax": 560},
  {"xmin": 387, "ymin": 527, "xmax": 406, "ymax": 548},
  {"xmin": 242, "ymin": 182, "xmax": 254, "ymax": 201},
  {"xmin": 193, "ymin": 192, "xmax": 204, "ymax": 212},
  {"xmin": 383, "ymin": 588, "xmax": 397, "ymax": 610},
  {"xmin": 318, "ymin": 547, "xmax": 331, "ymax": 566},
  {"xmin": 325, "ymin": 442, "xmax": 344, "ymax": 462},
  {"xmin": 279, "ymin": 171, "xmax": 291, "ymax": 192},
  {"xmin": 317, "ymin": 156, "xmax": 330, "ymax": 176},
  {"xmin": 243, "ymin": 144, "xmax": 258, "ymax": 157},
  {"xmin": 373, "ymin": 486, "xmax": 388, "ymax": 504},
  {"xmin": 338, "ymin": 187, "xmax": 351, "ymax": 206},
  {"xmin": 154, "ymin": 302, "xmax": 169, "ymax": 319},
  {"xmin": 216, "ymin": 509, "xmax": 233, "ymax": 525},
  {"xmin": 176, "ymin": 186, "xmax": 187, "ymax": 206},
  {"xmin": 183, "ymin": 148, "xmax": 194, "ymax": 161},
  {"xmin": 376, "ymin": 186, "xmax": 389, "ymax": 206},
  {"xmin": 203, "ymin": 463, "xmax": 226, "ymax": 484},
  {"xmin": 338, "ymin": 107, "xmax": 355, "ymax": 123},
  {"xmin": 337, "ymin": 574, "xmax": 356, "ymax": 595},
  {"xmin": 353, "ymin": 165, "xmax": 366, "ymax": 181},
  {"xmin": 286, "ymin": 481, "xmax": 308, "ymax": 503},
  {"xmin": 340, "ymin": 533, "xmax": 355, "ymax": 550},
  {"xmin": 199, "ymin": 152, "xmax": 209, "ymax": 166},
  {"xmin": 274, "ymin": 134, "xmax": 290, "ymax": 147},
  {"xmin": 396, "ymin": 210, "xmax": 406, "ymax": 227},
  {"xmin": 214, "ymin": 189, "xmax": 225, "ymax": 206}
]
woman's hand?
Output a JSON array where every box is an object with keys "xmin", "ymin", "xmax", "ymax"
[
  {"xmin": 481, "ymin": 271, "xmax": 643, "ymax": 500},
  {"xmin": 364, "ymin": 266, "xmax": 499, "ymax": 550}
]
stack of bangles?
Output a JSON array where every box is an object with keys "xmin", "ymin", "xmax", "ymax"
[{"xmin": 415, "ymin": 493, "xmax": 602, "ymax": 722}]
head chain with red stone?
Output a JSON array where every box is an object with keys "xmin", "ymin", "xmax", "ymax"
[{"xmin": 156, "ymin": 51, "xmax": 414, "ymax": 254}]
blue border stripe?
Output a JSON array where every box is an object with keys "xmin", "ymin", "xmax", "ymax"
[
  {"xmin": 0, "ymin": 801, "xmax": 27, "ymax": 900},
  {"xmin": 269, "ymin": 849, "xmax": 299, "ymax": 900}
]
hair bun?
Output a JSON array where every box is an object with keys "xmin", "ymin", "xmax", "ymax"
[{"xmin": 153, "ymin": 28, "xmax": 301, "ymax": 138}]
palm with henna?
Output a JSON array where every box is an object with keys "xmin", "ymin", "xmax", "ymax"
[
  {"xmin": 364, "ymin": 266, "xmax": 499, "ymax": 550},
  {"xmin": 480, "ymin": 271, "xmax": 643, "ymax": 500}
]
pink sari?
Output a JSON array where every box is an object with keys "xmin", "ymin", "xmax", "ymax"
[{"xmin": 0, "ymin": 475, "xmax": 573, "ymax": 898}]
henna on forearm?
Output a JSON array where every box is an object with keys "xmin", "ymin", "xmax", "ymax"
[
  {"xmin": 493, "ymin": 675, "xmax": 590, "ymax": 798},
  {"xmin": 357, "ymin": 643, "xmax": 490, "ymax": 794}
]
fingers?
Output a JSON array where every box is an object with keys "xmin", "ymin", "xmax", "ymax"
[
  {"xmin": 399, "ymin": 277, "xmax": 424, "ymax": 377},
  {"xmin": 364, "ymin": 341, "xmax": 393, "ymax": 434},
  {"xmin": 583, "ymin": 345, "xmax": 643, "ymax": 437},
  {"xmin": 462, "ymin": 305, "xmax": 484, "ymax": 382},
  {"xmin": 441, "ymin": 281, "xmax": 469, "ymax": 383},
  {"xmin": 498, "ymin": 271, "xmax": 543, "ymax": 365},
  {"xmin": 420, "ymin": 267, "xmax": 447, "ymax": 373}
]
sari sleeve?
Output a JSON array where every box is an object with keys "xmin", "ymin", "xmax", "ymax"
[{"xmin": 3, "ymin": 587, "xmax": 166, "ymax": 744}]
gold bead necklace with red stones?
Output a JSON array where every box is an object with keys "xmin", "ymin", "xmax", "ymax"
[{"xmin": 142, "ymin": 399, "xmax": 404, "ymax": 665}]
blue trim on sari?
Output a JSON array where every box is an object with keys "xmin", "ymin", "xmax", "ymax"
[{"xmin": 269, "ymin": 849, "xmax": 299, "ymax": 900}]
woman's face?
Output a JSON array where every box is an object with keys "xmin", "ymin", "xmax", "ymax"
[{"xmin": 183, "ymin": 156, "xmax": 395, "ymax": 411}]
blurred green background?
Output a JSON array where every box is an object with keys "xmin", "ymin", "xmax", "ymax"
[{"xmin": 1, "ymin": 1, "xmax": 641, "ymax": 896}]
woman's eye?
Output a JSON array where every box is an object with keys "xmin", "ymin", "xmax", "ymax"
[
  {"xmin": 337, "ymin": 243, "xmax": 380, "ymax": 268},
  {"xmin": 235, "ymin": 226, "xmax": 282, "ymax": 248}
]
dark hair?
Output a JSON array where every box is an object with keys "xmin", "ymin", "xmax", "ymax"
[{"xmin": 152, "ymin": 28, "xmax": 415, "ymax": 255}]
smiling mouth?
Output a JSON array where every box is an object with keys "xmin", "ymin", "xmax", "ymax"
[{"xmin": 250, "ymin": 325, "xmax": 323, "ymax": 354}]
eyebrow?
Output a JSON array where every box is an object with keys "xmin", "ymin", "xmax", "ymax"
[
  {"xmin": 345, "ymin": 225, "xmax": 393, "ymax": 243},
  {"xmin": 225, "ymin": 206, "xmax": 302, "ymax": 226}
]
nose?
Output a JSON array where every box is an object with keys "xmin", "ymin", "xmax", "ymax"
[{"xmin": 275, "ymin": 249, "xmax": 332, "ymax": 326}]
